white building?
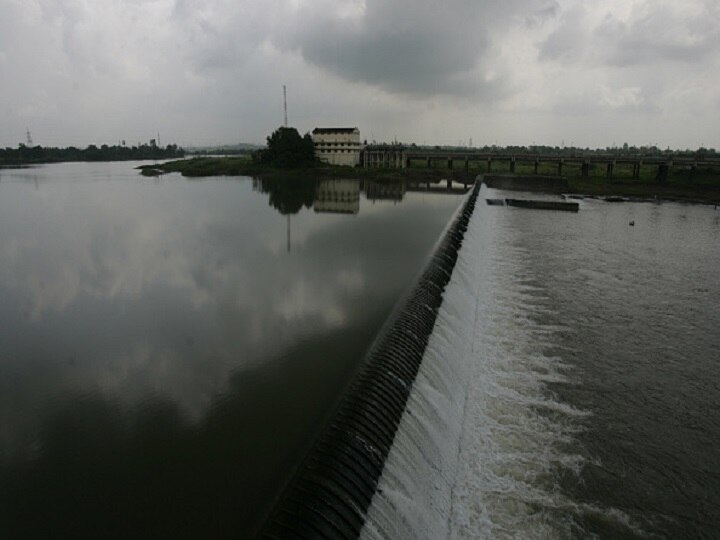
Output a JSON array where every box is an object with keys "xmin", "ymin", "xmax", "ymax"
[{"xmin": 311, "ymin": 127, "xmax": 362, "ymax": 167}]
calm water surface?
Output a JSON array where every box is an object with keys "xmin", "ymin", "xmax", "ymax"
[{"xmin": 0, "ymin": 161, "xmax": 465, "ymax": 537}]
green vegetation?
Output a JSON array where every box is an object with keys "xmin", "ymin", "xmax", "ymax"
[
  {"xmin": 140, "ymin": 156, "xmax": 256, "ymax": 177},
  {"xmin": 140, "ymin": 155, "xmax": 719, "ymax": 204},
  {"xmin": 403, "ymin": 156, "xmax": 720, "ymax": 203},
  {"xmin": 0, "ymin": 142, "xmax": 184, "ymax": 166},
  {"xmin": 137, "ymin": 132, "xmax": 720, "ymax": 204},
  {"xmin": 253, "ymin": 127, "xmax": 316, "ymax": 168},
  {"xmin": 404, "ymin": 141, "xmax": 719, "ymax": 161},
  {"xmin": 138, "ymin": 156, "xmax": 475, "ymax": 184},
  {"xmin": 565, "ymin": 168, "xmax": 720, "ymax": 203},
  {"xmin": 184, "ymin": 143, "xmax": 261, "ymax": 156}
]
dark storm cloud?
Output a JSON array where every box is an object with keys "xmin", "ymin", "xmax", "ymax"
[
  {"xmin": 294, "ymin": 28, "xmax": 490, "ymax": 96},
  {"xmin": 280, "ymin": 0, "xmax": 552, "ymax": 98},
  {"xmin": 1, "ymin": 0, "xmax": 718, "ymax": 148}
]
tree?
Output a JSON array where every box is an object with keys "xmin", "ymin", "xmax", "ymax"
[{"xmin": 254, "ymin": 127, "xmax": 316, "ymax": 168}]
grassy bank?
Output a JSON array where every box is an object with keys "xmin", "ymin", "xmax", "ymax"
[
  {"xmin": 565, "ymin": 174, "xmax": 720, "ymax": 203},
  {"xmin": 140, "ymin": 157, "xmax": 720, "ymax": 204},
  {"xmin": 415, "ymin": 159, "xmax": 720, "ymax": 204},
  {"xmin": 137, "ymin": 157, "xmax": 476, "ymax": 183}
]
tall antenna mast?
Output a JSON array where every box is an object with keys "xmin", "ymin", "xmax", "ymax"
[
  {"xmin": 283, "ymin": 85, "xmax": 288, "ymax": 127},
  {"xmin": 26, "ymin": 128, "xmax": 33, "ymax": 146}
]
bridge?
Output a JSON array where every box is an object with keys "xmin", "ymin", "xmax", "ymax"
[{"xmin": 361, "ymin": 147, "xmax": 720, "ymax": 180}]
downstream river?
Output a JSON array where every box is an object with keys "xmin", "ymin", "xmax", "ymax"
[
  {"xmin": 0, "ymin": 161, "xmax": 464, "ymax": 537},
  {"xmin": 364, "ymin": 185, "xmax": 720, "ymax": 540}
]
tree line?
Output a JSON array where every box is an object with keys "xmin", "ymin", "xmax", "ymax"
[
  {"xmin": 403, "ymin": 142, "xmax": 718, "ymax": 159},
  {"xmin": 0, "ymin": 142, "xmax": 184, "ymax": 165}
]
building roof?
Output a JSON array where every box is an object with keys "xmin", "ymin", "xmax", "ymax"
[{"xmin": 312, "ymin": 127, "xmax": 359, "ymax": 134}]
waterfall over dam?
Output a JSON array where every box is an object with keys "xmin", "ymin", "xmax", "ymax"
[
  {"xmin": 263, "ymin": 180, "xmax": 712, "ymax": 539},
  {"xmin": 261, "ymin": 182, "xmax": 593, "ymax": 539},
  {"xmin": 261, "ymin": 183, "xmax": 479, "ymax": 538},
  {"xmin": 360, "ymin": 186, "xmax": 591, "ymax": 540}
]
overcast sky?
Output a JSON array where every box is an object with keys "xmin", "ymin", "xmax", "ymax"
[{"xmin": 1, "ymin": 0, "xmax": 718, "ymax": 149}]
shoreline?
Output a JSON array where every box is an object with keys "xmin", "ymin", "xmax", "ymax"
[
  {"xmin": 1, "ymin": 156, "xmax": 181, "ymax": 168},
  {"xmin": 136, "ymin": 157, "xmax": 477, "ymax": 183},
  {"xmin": 137, "ymin": 157, "xmax": 720, "ymax": 205},
  {"xmin": 564, "ymin": 177, "xmax": 720, "ymax": 206}
]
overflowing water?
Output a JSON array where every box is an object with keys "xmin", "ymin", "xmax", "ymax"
[{"xmin": 363, "ymin": 186, "xmax": 720, "ymax": 539}]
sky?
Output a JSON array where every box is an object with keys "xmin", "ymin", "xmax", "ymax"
[{"xmin": 1, "ymin": 0, "xmax": 719, "ymax": 149}]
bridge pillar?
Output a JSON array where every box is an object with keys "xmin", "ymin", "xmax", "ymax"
[
  {"xmin": 448, "ymin": 158, "xmax": 453, "ymax": 170},
  {"xmin": 464, "ymin": 157, "xmax": 469, "ymax": 172},
  {"xmin": 558, "ymin": 159, "xmax": 563, "ymax": 176},
  {"xmin": 606, "ymin": 161, "xmax": 614, "ymax": 179},
  {"xmin": 634, "ymin": 160, "xmax": 643, "ymax": 179},
  {"xmin": 510, "ymin": 157, "xmax": 516, "ymax": 173},
  {"xmin": 581, "ymin": 161, "xmax": 589, "ymax": 177},
  {"xmin": 534, "ymin": 159, "xmax": 539, "ymax": 174},
  {"xmin": 446, "ymin": 178, "xmax": 452, "ymax": 190},
  {"xmin": 427, "ymin": 157, "xmax": 432, "ymax": 169},
  {"xmin": 656, "ymin": 162, "xmax": 669, "ymax": 182},
  {"xmin": 487, "ymin": 158, "xmax": 492, "ymax": 173}
]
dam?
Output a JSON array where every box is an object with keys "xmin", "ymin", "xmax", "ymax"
[
  {"xmin": 264, "ymin": 180, "xmax": 720, "ymax": 539},
  {"xmin": 1, "ymin": 163, "xmax": 718, "ymax": 538}
]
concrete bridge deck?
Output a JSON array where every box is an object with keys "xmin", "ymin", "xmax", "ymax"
[{"xmin": 362, "ymin": 148, "xmax": 720, "ymax": 180}]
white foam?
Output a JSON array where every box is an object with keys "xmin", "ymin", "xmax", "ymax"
[{"xmin": 361, "ymin": 189, "xmax": 641, "ymax": 539}]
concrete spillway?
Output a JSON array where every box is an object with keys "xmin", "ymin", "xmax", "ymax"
[
  {"xmin": 261, "ymin": 181, "xmax": 720, "ymax": 539},
  {"xmin": 261, "ymin": 183, "xmax": 480, "ymax": 539}
]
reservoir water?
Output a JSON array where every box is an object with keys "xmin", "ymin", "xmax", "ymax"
[
  {"xmin": 363, "ymin": 185, "xmax": 720, "ymax": 539},
  {"xmin": 0, "ymin": 161, "xmax": 465, "ymax": 537},
  {"xmin": 2, "ymin": 163, "xmax": 719, "ymax": 539}
]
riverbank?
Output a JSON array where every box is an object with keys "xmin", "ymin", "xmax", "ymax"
[
  {"xmin": 137, "ymin": 157, "xmax": 476, "ymax": 183},
  {"xmin": 139, "ymin": 157, "xmax": 720, "ymax": 204},
  {"xmin": 1, "ymin": 144, "xmax": 183, "ymax": 166},
  {"xmin": 565, "ymin": 175, "xmax": 720, "ymax": 205}
]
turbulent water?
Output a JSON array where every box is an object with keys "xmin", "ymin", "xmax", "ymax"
[{"xmin": 362, "ymin": 186, "xmax": 720, "ymax": 539}]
